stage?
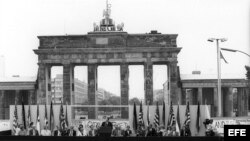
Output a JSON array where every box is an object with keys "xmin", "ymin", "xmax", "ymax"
[{"xmin": 0, "ymin": 136, "xmax": 223, "ymax": 141}]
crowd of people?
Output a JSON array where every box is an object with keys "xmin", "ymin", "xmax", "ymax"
[{"xmin": 12, "ymin": 117, "xmax": 218, "ymax": 137}]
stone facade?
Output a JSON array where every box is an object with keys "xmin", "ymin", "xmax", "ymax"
[{"xmin": 34, "ymin": 31, "xmax": 182, "ymax": 119}]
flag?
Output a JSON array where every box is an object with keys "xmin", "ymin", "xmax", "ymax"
[
  {"xmin": 138, "ymin": 101, "xmax": 144, "ymax": 127},
  {"xmin": 36, "ymin": 105, "xmax": 41, "ymax": 135},
  {"xmin": 21, "ymin": 101, "xmax": 26, "ymax": 129},
  {"xmin": 154, "ymin": 102, "xmax": 160, "ymax": 127},
  {"xmin": 176, "ymin": 104, "xmax": 180, "ymax": 134},
  {"xmin": 147, "ymin": 101, "xmax": 150, "ymax": 126},
  {"xmin": 167, "ymin": 101, "xmax": 176, "ymax": 127},
  {"xmin": 12, "ymin": 104, "xmax": 18, "ymax": 135},
  {"xmin": 196, "ymin": 101, "xmax": 201, "ymax": 133},
  {"xmin": 184, "ymin": 102, "xmax": 191, "ymax": 127},
  {"xmin": 49, "ymin": 101, "xmax": 55, "ymax": 131},
  {"xmin": 65, "ymin": 103, "xmax": 68, "ymax": 127},
  {"xmin": 205, "ymin": 100, "xmax": 211, "ymax": 119},
  {"xmin": 27, "ymin": 105, "xmax": 31, "ymax": 127},
  {"xmin": 44, "ymin": 104, "xmax": 48, "ymax": 127},
  {"xmin": 162, "ymin": 101, "xmax": 166, "ymax": 126},
  {"xmin": 59, "ymin": 100, "xmax": 67, "ymax": 130},
  {"xmin": 133, "ymin": 102, "xmax": 138, "ymax": 131},
  {"xmin": 220, "ymin": 51, "xmax": 228, "ymax": 64}
]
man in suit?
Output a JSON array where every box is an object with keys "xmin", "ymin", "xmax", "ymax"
[
  {"xmin": 123, "ymin": 125, "xmax": 132, "ymax": 137},
  {"xmin": 29, "ymin": 125, "xmax": 39, "ymax": 136},
  {"xmin": 101, "ymin": 117, "xmax": 113, "ymax": 137},
  {"xmin": 67, "ymin": 126, "xmax": 76, "ymax": 136},
  {"xmin": 101, "ymin": 117, "xmax": 113, "ymax": 128},
  {"xmin": 146, "ymin": 124, "xmax": 157, "ymax": 137}
]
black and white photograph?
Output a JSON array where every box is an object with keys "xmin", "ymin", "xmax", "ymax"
[{"xmin": 0, "ymin": 0, "xmax": 250, "ymax": 140}]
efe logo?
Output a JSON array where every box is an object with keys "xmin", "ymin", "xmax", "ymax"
[
  {"xmin": 224, "ymin": 125, "xmax": 250, "ymax": 139},
  {"xmin": 228, "ymin": 129, "xmax": 246, "ymax": 136}
]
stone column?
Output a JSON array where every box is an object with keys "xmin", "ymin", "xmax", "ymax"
[
  {"xmin": 213, "ymin": 87, "xmax": 218, "ymax": 117},
  {"xmin": 71, "ymin": 66, "xmax": 75, "ymax": 105},
  {"xmin": 168, "ymin": 62, "xmax": 181, "ymax": 105},
  {"xmin": 63, "ymin": 63, "xmax": 73, "ymax": 105},
  {"xmin": 223, "ymin": 87, "xmax": 233, "ymax": 117},
  {"xmin": 88, "ymin": 64, "xmax": 98, "ymax": 119},
  {"xmin": 237, "ymin": 88, "xmax": 248, "ymax": 116},
  {"xmin": 0, "ymin": 90, "xmax": 5, "ymax": 119},
  {"xmin": 144, "ymin": 61, "xmax": 153, "ymax": 105},
  {"xmin": 28, "ymin": 90, "xmax": 36, "ymax": 105},
  {"xmin": 120, "ymin": 63, "xmax": 129, "ymax": 119},
  {"xmin": 15, "ymin": 90, "xmax": 22, "ymax": 105},
  {"xmin": 46, "ymin": 65, "xmax": 52, "ymax": 105},
  {"xmin": 198, "ymin": 88, "xmax": 203, "ymax": 104},
  {"xmin": 37, "ymin": 63, "xmax": 47, "ymax": 104}
]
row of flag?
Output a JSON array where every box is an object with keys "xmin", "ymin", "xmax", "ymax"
[
  {"xmin": 133, "ymin": 101, "xmax": 211, "ymax": 135},
  {"xmin": 12, "ymin": 101, "xmax": 68, "ymax": 135}
]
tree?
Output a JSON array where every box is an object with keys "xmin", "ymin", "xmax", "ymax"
[{"xmin": 129, "ymin": 97, "xmax": 140, "ymax": 105}]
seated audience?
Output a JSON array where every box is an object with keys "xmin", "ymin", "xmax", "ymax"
[
  {"xmin": 157, "ymin": 125, "xmax": 165, "ymax": 136},
  {"xmin": 136, "ymin": 125, "xmax": 146, "ymax": 137},
  {"xmin": 18, "ymin": 124, "xmax": 27, "ymax": 136},
  {"xmin": 12, "ymin": 124, "xmax": 20, "ymax": 136},
  {"xmin": 146, "ymin": 124, "xmax": 157, "ymax": 137},
  {"xmin": 26, "ymin": 122, "xmax": 34, "ymax": 136},
  {"xmin": 60, "ymin": 127, "xmax": 68, "ymax": 136},
  {"xmin": 53, "ymin": 126, "xmax": 61, "ymax": 136},
  {"xmin": 41, "ymin": 125, "xmax": 51, "ymax": 136},
  {"xmin": 77, "ymin": 124, "xmax": 85, "ymax": 136},
  {"xmin": 112, "ymin": 125, "xmax": 122, "ymax": 137},
  {"xmin": 29, "ymin": 125, "xmax": 39, "ymax": 136},
  {"xmin": 88, "ymin": 125, "xmax": 97, "ymax": 137},
  {"xmin": 67, "ymin": 125, "xmax": 77, "ymax": 136},
  {"xmin": 168, "ymin": 126, "xmax": 179, "ymax": 136},
  {"xmin": 180, "ymin": 125, "xmax": 191, "ymax": 136}
]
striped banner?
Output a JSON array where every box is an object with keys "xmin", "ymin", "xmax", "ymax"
[
  {"xmin": 168, "ymin": 101, "xmax": 176, "ymax": 127},
  {"xmin": 154, "ymin": 102, "xmax": 160, "ymax": 127},
  {"xmin": 184, "ymin": 102, "xmax": 191, "ymax": 126},
  {"xmin": 138, "ymin": 101, "xmax": 144, "ymax": 127}
]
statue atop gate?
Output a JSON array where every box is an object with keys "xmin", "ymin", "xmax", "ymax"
[{"xmin": 93, "ymin": 0, "xmax": 124, "ymax": 32}]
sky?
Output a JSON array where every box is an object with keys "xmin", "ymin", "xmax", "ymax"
[{"xmin": 0, "ymin": 0, "xmax": 249, "ymax": 99}]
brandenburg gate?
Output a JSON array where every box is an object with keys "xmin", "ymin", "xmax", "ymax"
[{"xmin": 33, "ymin": 3, "xmax": 182, "ymax": 119}]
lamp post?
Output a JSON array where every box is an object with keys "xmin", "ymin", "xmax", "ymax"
[
  {"xmin": 207, "ymin": 38, "xmax": 227, "ymax": 117},
  {"xmin": 221, "ymin": 47, "xmax": 250, "ymax": 116},
  {"xmin": 221, "ymin": 48, "xmax": 250, "ymax": 58}
]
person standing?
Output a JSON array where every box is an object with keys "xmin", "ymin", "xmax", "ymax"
[
  {"xmin": 123, "ymin": 125, "xmax": 132, "ymax": 137},
  {"xmin": 101, "ymin": 117, "xmax": 113, "ymax": 137}
]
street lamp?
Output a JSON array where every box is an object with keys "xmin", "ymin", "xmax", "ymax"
[{"xmin": 207, "ymin": 38, "xmax": 227, "ymax": 117}]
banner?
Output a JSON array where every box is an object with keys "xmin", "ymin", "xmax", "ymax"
[
  {"xmin": 0, "ymin": 120, "xmax": 10, "ymax": 132},
  {"xmin": 71, "ymin": 119, "xmax": 129, "ymax": 131},
  {"xmin": 212, "ymin": 118, "xmax": 250, "ymax": 134}
]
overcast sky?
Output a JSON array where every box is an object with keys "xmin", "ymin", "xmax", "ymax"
[{"xmin": 0, "ymin": 0, "xmax": 249, "ymax": 98}]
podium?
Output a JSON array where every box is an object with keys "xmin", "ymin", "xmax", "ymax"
[{"xmin": 98, "ymin": 126, "xmax": 112, "ymax": 137}]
